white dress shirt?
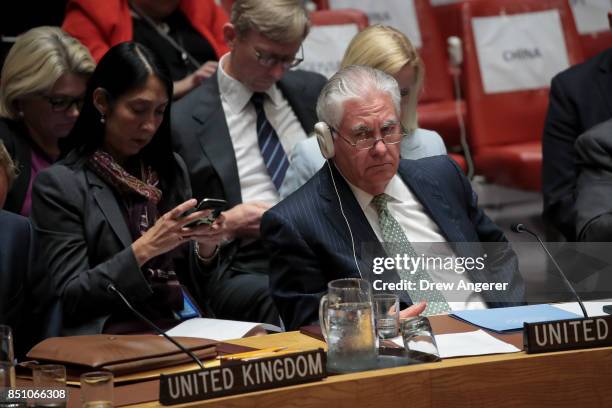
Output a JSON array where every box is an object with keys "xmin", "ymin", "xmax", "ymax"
[
  {"xmin": 344, "ymin": 172, "xmax": 487, "ymax": 311},
  {"xmin": 217, "ymin": 53, "xmax": 308, "ymax": 204}
]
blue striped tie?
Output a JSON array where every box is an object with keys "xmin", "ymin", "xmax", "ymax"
[{"xmin": 251, "ymin": 92, "xmax": 289, "ymax": 190}]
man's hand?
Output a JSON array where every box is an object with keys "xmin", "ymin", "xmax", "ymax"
[
  {"xmin": 173, "ymin": 61, "xmax": 218, "ymax": 99},
  {"xmin": 184, "ymin": 214, "xmax": 226, "ymax": 258},
  {"xmin": 221, "ymin": 202, "xmax": 272, "ymax": 240},
  {"xmin": 399, "ymin": 301, "xmax": 427, "ymax": 319}
]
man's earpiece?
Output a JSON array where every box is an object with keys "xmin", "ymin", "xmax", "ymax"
[{"xmin": 314, "ymin": 122, "xmax": 334, "ymax": 159}]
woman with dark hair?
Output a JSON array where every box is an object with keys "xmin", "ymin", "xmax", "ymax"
[{"xmin": 31, "ymin": 42, "xmax": 224, "ymax": 335}]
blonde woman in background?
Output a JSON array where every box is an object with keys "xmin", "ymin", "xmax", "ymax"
[
  {"xmin": 280, "ymin": 25, "xmax": 447, "ymax": 198},
  {"xmin": 0, "ymin": 26, "xmax": 95, "ymax": 215}
]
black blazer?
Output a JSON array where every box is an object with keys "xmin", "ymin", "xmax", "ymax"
[
  {"xmin": 31, "ymin": 152, "xmax": 205, "ymax": 335},
  {"xmin": 171, "ymin": 69, "xmax": 326, "ymax": 281},
  {"xmin": 261, "ymin": 157, "xmax": 525, "ymax": 330},
  {"xmin": 542, "ymin": 48, "xmax": 612, "ymax": 241},
  {"xmin": 0, "ymin": 118, "xmax": 36, "ymax": 214},
  {"xmin": 575, "ymin": 118, "xmax": 612, "ymax": 241},
  {"xmin": 0, "ymin": 210, "xmax": 57, "ymax": 358}
]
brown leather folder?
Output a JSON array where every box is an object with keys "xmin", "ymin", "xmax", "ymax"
[{"xmin": 27, "ymin": 334, "xmax": 217, "ymax": 378}]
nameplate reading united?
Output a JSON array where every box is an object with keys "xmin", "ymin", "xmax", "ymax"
[
  {"xmin": 159, "ymin": 349, "xmax": 327, "ymax": 405},
  {"xmin": 524, "ymin": 315, "xmax": 612, "ymax": 354}
]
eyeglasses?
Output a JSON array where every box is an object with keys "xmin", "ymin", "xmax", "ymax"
[
  {"xmin": 253, "ymin": 45, "xmax": 304, "ymax": 69},
  {"xmin": 41, "ymin": 95, "xmax": 85, "ymax": 112},
  {"xmin": 331, "ymin": 126, "xmax": 405, "ymax": 150}
]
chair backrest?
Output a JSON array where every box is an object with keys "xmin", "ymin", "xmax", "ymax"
[
  {"xmin": 318, "ymin": 0, "xmax": 455, "ymax": 103},
  {"xmin": 431, "ymin": 0, "xmax": 480, "ymax": 48},
  {"xmin": 569, "ymin": 0, "xmax": 612, "ymax": 58},
  {"xmin": 462, "ymin": 0, "xmax": 584, "ymax": 151},
  {"xmin": 300, "ymin": 9, "xmax": 368, "ymax": 78},
  {"xmin": 220, "ymin": 0, "xmax": 233, "ymax": 16}
]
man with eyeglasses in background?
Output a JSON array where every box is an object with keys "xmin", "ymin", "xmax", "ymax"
[
  {"xmin": 172, "ymin": 0, "xmax": 326, "ymax": 325},
  {"xmin": 261, "ymin": 66, "xmax": 524, "ymax": 330}
]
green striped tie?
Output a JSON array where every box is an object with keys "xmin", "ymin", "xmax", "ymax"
[{"xmin": 371, "ymin": 194, "xmax": 451, "ymax": 316}]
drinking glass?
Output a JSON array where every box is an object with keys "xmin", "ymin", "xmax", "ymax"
[
  {"xmin": 0, "ymin": 325, "xmax": 15, "ymax": 389},
  {"xmin": 401, "ymin": 316, "xmax": 440, "ymax": 358},
  {"xmin": 80, "ymin": 371, "xmax": 114, "ymax": 408},
  {"xmin": 373, "ymin": 294, "xmax": 400, "ymax": 339},
  {"xmin": 32, "ymin": 364, "xmax": 67, "ymax": 408}
]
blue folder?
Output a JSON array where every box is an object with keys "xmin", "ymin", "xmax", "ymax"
[{"xmin": 450, "ymin": 304, "xmax": 580, "ymax": 333}]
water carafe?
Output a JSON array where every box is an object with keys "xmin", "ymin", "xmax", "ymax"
[{"xmin": 319, "ymin": 278, "xmax": 377, "ymax": 373}]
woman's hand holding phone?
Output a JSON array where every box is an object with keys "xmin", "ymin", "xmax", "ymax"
[{"xmin": 131, "ymin": 199, "xmax": 225, "ymax": 266}]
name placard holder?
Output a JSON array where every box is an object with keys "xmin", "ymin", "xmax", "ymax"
[
  {"xmin": 524, "ymin": 315, "xmax": 612, "ymax": 354},
  {"xmin": 159, "ymin": 349, "xmax": 327, "ymax": 405}
]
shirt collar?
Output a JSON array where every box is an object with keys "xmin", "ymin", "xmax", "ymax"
[
  {"xmin": 339, "ymin": 168, "xmax": 408, "ymax": 212},
  {"xmin": 217, "ymin": 53, "xmax": 282, "ymax": 114}
]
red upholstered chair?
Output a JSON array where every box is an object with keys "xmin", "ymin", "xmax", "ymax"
[
  {"xmin": 579, "ymin": 31, "xmax": 612, "ymax": 59},
  {"xmin": 576, "ymin": 3, "xmax": 612, "ymax": 60},
  {"xmin": 461, "ymin": 0, "xmax": 584, "ymax": 191},
  {"xmin": 309, "ymin": 9, "xmax": 368, "ymax": 29},
  {"xmin": 566, "ymin": 0, "xmax": 612, "ymax": 59},
  {"xmin": 220, "ymin": 0, "xmax": 232, "ymax": 16},
  {"xmin": 299, "ymin": 9, "xmax": 369, "ymax": 78},
  {"xmin": 411, "ymin": 0, "xmax": 468, "ymax": 172},
  {"xmin": 431, "ymin": 0, "xmax": 480, "ymax": 45}
]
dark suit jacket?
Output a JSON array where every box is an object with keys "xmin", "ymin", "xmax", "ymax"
[
  {"xmin": 542, "ymin": 48, "xmax": 612, "ymax": 241},
  {"xmin": 31, "ymin": 152, "xmax": 204, "ymax": 335},
  {"xmin": 171, "ymin": 69, "xmax": 326, "ymax": 283},
  {"xmin": 0, "ymin": 118, "xmax": 36, "ymax": 214},
  {"xmin": 261, "ymin": 157, "xmax": 525, "ymax": 330},
  {"xmin": 575, "ymin": 118, "xmax": 612, "ymax": 241},
  {"xmin": 0, "ymin": 210, "xmax": 57, "ymax": 358}
]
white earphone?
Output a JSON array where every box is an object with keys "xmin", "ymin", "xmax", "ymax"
[
  {"xmin": 314, "ymin": 121, "xmax": 362, "ymax": 278},
  {"xmin": 314, "ymin": 121, "xmax": 335, "ymax": 159}
]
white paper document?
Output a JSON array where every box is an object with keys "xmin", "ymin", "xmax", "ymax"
[
  {"xmin": 165, "ymin": 318, "xmax": 279, "ymax": 341},
  {"xmin": 391, "ymin": 329, "xmax": 520, "ymax": 358}
]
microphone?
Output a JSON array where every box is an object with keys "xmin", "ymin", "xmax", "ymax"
[
  {"xmin": 447, "ymin": 36, "xmax": 463, "ymax": 67},
  {"xmin": 107, "ymin": 284, "xmax": 205, "ymax": 369},
  {"xmin": 511, "ymin": 223, "xmax": 588, "ymax": 318},
  {"xmin": 446, "ymin": 36, "xmax": 474, "ymax": 179}
]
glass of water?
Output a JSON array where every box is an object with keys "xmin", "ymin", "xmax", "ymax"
[
  {"xmin": 0, "ymin": 325, "xmax": 15, "ymax": 390},
  {"xmin": 80, "ymin": 371, "xmax": 114, "ymax": 408},
  {"xmin": 319, "ymin": 278, "xmax": 377, "ymax": 373},
  {"xmin": 32, "ymin": 364, "xmax": 67, "ymax": 408},
  {"xmin": 401, "ymin": 316, "xmax": 440, "ymax": 358},
  {"xmin": 373, "ymin": 294, "xmax": 399, "ymax": 339}
]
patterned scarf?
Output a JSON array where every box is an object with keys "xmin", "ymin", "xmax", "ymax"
[{"xmin": 88, "ymin": 150, "xmax": 184, "ymax": 316}]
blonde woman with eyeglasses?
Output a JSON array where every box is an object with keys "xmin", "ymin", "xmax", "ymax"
[{"xmin": 0, "ymin": 26, "xmax": 95, "ymax": 216}]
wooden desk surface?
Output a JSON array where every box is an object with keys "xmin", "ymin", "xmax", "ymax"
[{"xmin": 129, "ymin": 331, "xmax": 612, "ymax": 408}]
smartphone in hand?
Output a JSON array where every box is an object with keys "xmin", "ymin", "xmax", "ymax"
[{"xmin": 184, "ymin": 198, "xmax": 228, "ymax": 228}]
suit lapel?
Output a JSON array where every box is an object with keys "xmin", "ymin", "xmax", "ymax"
[
  {"xmin": 86, "ymin": 169, "xmax": 132, "ymax": 248},
  {"xmin": 398, "ymin": 160, "xmax": 464, "ymax": 243},
  {"xmin": 191, "ymin": 77, "xmax": 243, "ymax": 206},
  {"xmin": 596, "ymin": 51, "xmax": 612, "ymax": 118},
  {"xmin": 278, "ymin": 73, "xmax": 318, "ymax": 134},
  {"xmin": 318, "ymin": 164, "xmax": 385, "ymax": 272}
]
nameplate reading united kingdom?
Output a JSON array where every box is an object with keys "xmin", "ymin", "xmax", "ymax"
[
  {"xmin": 159, "ymin": 349, "xmax": 327, "ymax": 405},
  {"xmin": 524, "ymin": 315, "xmax": 612, "ymax": 354}
]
